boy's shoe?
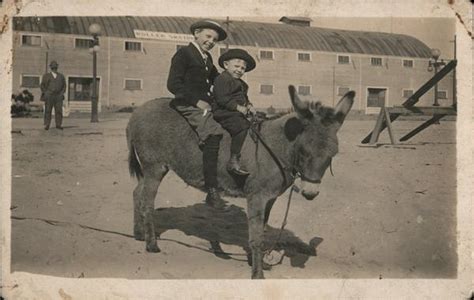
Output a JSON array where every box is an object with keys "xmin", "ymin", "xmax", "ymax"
[
  {"xmin": 205, "ymin": 187, "xmax": 228, "ymax": 210},
  {"xmin": 227, "ymin": 154, "xmax": 250, "ymax": 176}
]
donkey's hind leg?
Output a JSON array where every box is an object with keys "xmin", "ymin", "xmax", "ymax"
[
  {"xmin": 142, "ymin": 165, "xmax": 168, "ymax": 253},
  {"xmin": 133, "ymin": 179, "xmax": 145, "ymax": 241}
]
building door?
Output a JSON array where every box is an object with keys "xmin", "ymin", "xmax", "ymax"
[
  {"xmin": 67, "ymin": 77, "xmax": 101, "ymax": 112},
  {"xmin": 366, "ymin": 88, "xmax": 387, "ymax": 114}
]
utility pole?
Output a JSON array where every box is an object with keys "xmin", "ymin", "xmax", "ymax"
[
  {"xmin": 89, "ymin": 23, "xmax": 101, "ymax": 123},
  {"xmin": 224, "ymin": 16, "xmax": 231, "ymax": 51},
  {"xmin": 452, "ymin": 35, "xmax": 456, "ymax": 108}
]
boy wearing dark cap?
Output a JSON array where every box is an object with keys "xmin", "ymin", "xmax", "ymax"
[
  {"xmin": 213, "ymin": 49, "xmax": 257, "ymax": 176},
  {"xmin": 167, "ymin": 20, "xmax": 228, "ymax": 209}
]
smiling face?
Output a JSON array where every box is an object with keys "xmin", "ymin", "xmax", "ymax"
[
  {"xmin": 193, "ymin": 28, "xmax": 219, "ymax": 52},
  {"xmin": 223, "ymin": 58, "xmax": 247, "ymax": 79}
]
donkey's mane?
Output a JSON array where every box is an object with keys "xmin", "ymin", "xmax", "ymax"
[{"xmin": 268, "ymin": 101, "xmax": 336, "ymax": 122}]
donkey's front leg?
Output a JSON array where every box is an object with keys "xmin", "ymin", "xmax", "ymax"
[{"xmin": 247, "ymin": 196, "xmax": 266, "ymax": 279}]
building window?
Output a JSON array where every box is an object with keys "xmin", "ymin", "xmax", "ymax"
[
  {"xmin": 338, "ymin": 86, "xmax": 350, "ymax": 96},
  {"xmin": 259, "ymin": 50, "xmax": 274, "ymax": 60},
  {"xmin": 437, "ymin": 90, "xmax": 447, "ymax": 99},
  {"xmin": 124, "ymin": 79, "xmax": 142, "ymax": 90},
  {"xmin": 298, "ymin": 85, "xmax": 311, "ymax": 96},
  {"xmin": 21, "ymin": 35, "xmax": 41, "ymax": 47},
  {"xmin": 297, "ymin": 52, "xmax": 311, "ymax": 62},
  {"xmin": 371, "ymin": 57, "xmax": 383, "ymax": 66},
  {"xmin": 125, "ymin": 41, "xmax": 142, "ymax": 51},
  {"xmin": 337, "ymin": 55, "xmax": 350, "ymax": 64},
  {"xmin": 403, "ymin": 59, "xmax": 414, "ymax": 68},
  {"xmin": 176, "ymin": 44, "xmax": 186, "ymax": 51},
  {"xmin": 21, "ymin": 75, "xmax": 40, "ymax": 88},
  {"xmin": 403, "ymin": 89, "xmax": 414, "ymax": 98},
  {"xmin": 260, "ymin": 84, "xmax": 273, "ymax": 95},
  {"xmin": 75, "ymin": 38, "xmax": 93, "ymax": 49}
]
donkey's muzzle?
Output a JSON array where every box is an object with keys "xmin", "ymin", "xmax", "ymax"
[
  {"xmin": 302, "ymin": 190, "xmax": 319, "ymax": 200},
  {"xmin": 294, "ymin": 178, "xmax": 321, "ymax": 201}
]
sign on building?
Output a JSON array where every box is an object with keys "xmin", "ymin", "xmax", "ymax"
[{"xmin": 133, "ymin": 30, "xmax": 194, "ymax": 42}]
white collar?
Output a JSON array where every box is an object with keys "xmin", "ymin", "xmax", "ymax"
[
  {"xmin": 51, "ymin": 72, "xmax": 57, "ymax": 78},
  {"xmin": 191, "ymin": 41, "xmax": 208, "ymax": 60}
]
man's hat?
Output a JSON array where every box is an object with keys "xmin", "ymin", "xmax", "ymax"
[
  {"xmin": 218, "ymin": 49, "xmax": 256, "ymax": 72},
  {"xmin": 190, "ymin": 20, "xmax": 227, "ymax": 41},
  {"xmin": 49, "ymin": 60, "xmax": 59, "ymax": 67}
]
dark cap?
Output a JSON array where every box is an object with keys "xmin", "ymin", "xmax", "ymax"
[
  {"xmin": 190, "ymin": 20, "xmax": 227, "ymax": 41},
  {"xmin": 49, "ymin": 60, "xmax": 59, "ymax": 67},
  {"xmin": 218, "ymin": 48, "xmax": 256, "ymax": 72}
]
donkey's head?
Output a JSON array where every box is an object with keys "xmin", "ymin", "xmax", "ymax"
[{"xmin": 285, "ymin": 85, "xmax": 354, "ymax": 200}]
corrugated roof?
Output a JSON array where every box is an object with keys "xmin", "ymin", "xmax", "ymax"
[{"xmin": 13, "ymin": 16, "xmax": 432, "ymax": 58}]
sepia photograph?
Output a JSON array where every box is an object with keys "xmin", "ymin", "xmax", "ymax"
[{"xmin": 1, "ymin": 0, "xmax": 472, "ymax": 298}]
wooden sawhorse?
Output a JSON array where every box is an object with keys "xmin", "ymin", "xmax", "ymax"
[{"xmin": 367, "ymin": 106, "xmax": 457, "ymax": 145}]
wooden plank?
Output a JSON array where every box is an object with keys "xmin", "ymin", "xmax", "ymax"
[
  {"xmin": 362, "ymin": 112, "xmax": 400, "ymax": 144},
  {"xmin": 399, "ymin": 114, "xmax": 446, "ymax": 142},
  {"xmin": 402, "ymin": 60, "xmax": 457, "ymax": 107},
  {"xmin": 362, "ymin": 60, "xmax": 456, "ymax": 144},
  {"xmin": 383, "ymin": 107, "xmax": 396, "ymax": 145},
  {"xmin": 368, "ymin": 108, "xmax": 386, "ymax": 145},
  {"xmin": 388, "ymin": 106, "xmax": 457, "ymax": 115}
]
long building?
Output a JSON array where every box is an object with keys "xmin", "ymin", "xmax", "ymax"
[{"xmin": 11, "ymin": 16, "xmax": 454, "ymax": 114}]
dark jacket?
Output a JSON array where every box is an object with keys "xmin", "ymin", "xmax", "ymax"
[
  {"xmin": 40, "ymin": 72, "xmax": 66, "ymax": 100},
  {"xmin": 213, "ymin": 71, "xmax": 251, "ymax": 136},
  {"xmin": 213, "ymin": 71, "xmax": 249, "ymax": 111},
  {"xmin": 167, "ymin": 43, "xmax": 219, "ymax": 107}
]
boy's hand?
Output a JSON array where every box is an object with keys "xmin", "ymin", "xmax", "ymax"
[
  {"xmin": 236, "ymin": 105, "xmax": 248, "ymax": 115},
  {"xmin": 196, "ymin": 100, "xmax": 211, "ymax": 111},
  {"xmin": 247, "ymin": 105, "xmax": 257, "ymax": 115}
]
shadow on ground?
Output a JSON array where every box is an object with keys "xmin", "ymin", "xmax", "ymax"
[{"xmin": 154, "ymin": 203, "xmax": 323, "ymax": 268}]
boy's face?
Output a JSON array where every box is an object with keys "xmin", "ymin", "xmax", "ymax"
[
  {"xmin": 224, "ymin": 59, "xmax": 247, "ymax": 79},
  {"xmin": 194, "ymin": 28, "xmax": 219, "ymax": 52}
]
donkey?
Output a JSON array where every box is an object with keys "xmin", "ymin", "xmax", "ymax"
[{"xmin": 126, "ymin": 85, "xmax": 354, "ymax": 279}]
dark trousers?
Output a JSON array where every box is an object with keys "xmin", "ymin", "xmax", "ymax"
[
  {"xmin": 170, "ymin": 101, "xmax": 223, "ymax": 190},
  {"xmin": 202, "ymin": 135, "xmax": 222, "ymax": 189},
  {"xmin": 231, "ymin": 129, "xmax": 248, "ymax": 155},
  {"xmin": 44, "ymin": 95, "xmax": 63, "ymax": 128}
]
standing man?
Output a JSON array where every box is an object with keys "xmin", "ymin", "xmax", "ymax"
[
  {"xmin": 41, "ymin": 60, "xmax": 66, "ymax": 130},
  {"xmin": 167, "ymin": 20, "xmax": 227, "ymax": 209}
]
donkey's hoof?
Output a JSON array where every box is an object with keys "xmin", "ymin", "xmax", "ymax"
[
  {"xmin": 263, "ymin": 262, "xmax": 272, "ymax": 271},
  {"xmin": 146, "ymin": 243, "xmax": 161, "ymax": 253},
  {"xmin": 251, "ymin": 272, "xmax": 265, "ymax": 279},
  {"xmin": 134, "ymin": 232, "xmax": 145, "ymax": 241}
]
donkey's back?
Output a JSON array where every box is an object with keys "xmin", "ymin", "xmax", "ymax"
[{"xmin": 127, "ymin": 98, "xmax": 205, "ymax": 183}]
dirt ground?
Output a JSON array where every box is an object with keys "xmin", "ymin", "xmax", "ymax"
[{"xmin": 10, "ymin": 112, "xmax": 457, "ymax": 279}]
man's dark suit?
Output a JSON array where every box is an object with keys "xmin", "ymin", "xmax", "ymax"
[{"xmin": 40, "ymin": 72, "xmax": 66, "ymax": 129}]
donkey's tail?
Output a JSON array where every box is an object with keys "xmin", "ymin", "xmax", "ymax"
[{"xmin": 127, "ymin": 127, "xmax": 143, "ymax": 179}]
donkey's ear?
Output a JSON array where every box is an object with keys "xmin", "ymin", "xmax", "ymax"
[
  {"xmin": 289, "ymin": 85, "xmax": 312, "ymax": 119},
  {"xmin": 334, "ymin": 91, "xmax": 355, "ymax": 126},
  {"xmin": 284, "ymin": 117, "xmax": 305, "ymax": 141}
]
